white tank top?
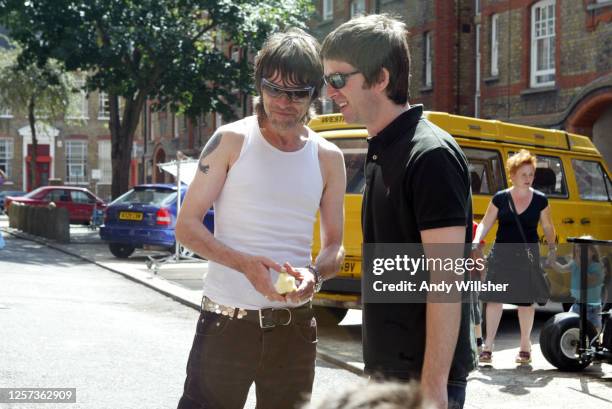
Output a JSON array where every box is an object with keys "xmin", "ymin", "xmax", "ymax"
[{"xmin": 203, "ymin": 116, "xmax": 324, "ymax": 309}]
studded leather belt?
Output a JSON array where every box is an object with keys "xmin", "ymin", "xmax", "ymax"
[{"xmin": 201, "ymin": 296, "xmax": 314, "ymax": 329}]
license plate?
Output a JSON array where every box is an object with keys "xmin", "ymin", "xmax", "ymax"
[
  {"xmin": 119, "ymin": 211, "xmax": 143, "ymax": 221},
  {"xmin": 340, "ymin": 260, "xmax": 359, "ymax": 275}
]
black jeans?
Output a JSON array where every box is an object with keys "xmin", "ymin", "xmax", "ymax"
[{"xmin": 177, "ymin": 310, "xmax": 317, "ymax": 409}]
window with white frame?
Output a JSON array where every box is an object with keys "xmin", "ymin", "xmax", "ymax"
[
  {"xmin": 0, "ymin": 138, "xmax": 14, "ymax": 179},
  {"xmin": 97, "ymin": 140, "xmax": 112, "ymax": 184},
  {"xmin": 98, "ymin": 92, "xmax": 110, "ymax": 120},
  {"xmin": 323, "ymin": 0, "xmax": 333, "ymax": 21},
  {"xmin": 67, "ymin": 78, "xmax": 89, "ymax": 119},
  {"xmin": 531, "ymin": 0, "xmax": 556, "ymax": 87},
  {"xmin": 491, "ymin": 14, "xmax": 499, "ymax": 76},
  {"xmin": 350, "ymin": 0, "xmax": 366, "ymax": 17},
  {"xmin": 424, "ymin": 32, "xmax": 433, "ymax": 87},
  {"xmin": 65, "ymin": 140, "xmax": 88, "ymax": 184}
]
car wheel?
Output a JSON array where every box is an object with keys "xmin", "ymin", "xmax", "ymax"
[
  {"xmin": 313, "ymin": 306, "xmax": 348, "ymax": 326},
  {"xmin": 109, "ymin": 243, "xmax": 135, "ymax": 259},
  {"xmin": 539, "ymin": 312, "xmax": 597, "ymax": 372}
]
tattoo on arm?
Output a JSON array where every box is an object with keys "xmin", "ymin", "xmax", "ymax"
[
  {"xmin": 198, "ymin": 132, "xmax": 223, "ymax": 175},
  {"xmin": 199, "ymin": 163, "xmax": 210, "ymax": 174}
]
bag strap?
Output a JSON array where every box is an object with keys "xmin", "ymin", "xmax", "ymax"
[{"xmin": 506, "ymin": 190, "xmax": 534, "ymax": 263}]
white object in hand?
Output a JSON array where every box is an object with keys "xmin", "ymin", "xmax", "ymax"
[{"xmin": 275, "ymin": 269, "xmax": 297, "ymax": 294}]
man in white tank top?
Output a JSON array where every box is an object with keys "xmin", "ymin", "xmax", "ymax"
[{"xmin": 175, "ymin": 28, "xmax": 346, "ymax": 409}]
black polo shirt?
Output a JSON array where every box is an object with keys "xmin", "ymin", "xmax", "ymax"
[{"xmin": 361, "ymin": 105, "xmax": 477, "ymax": 381}]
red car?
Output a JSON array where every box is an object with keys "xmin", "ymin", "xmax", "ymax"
[{"xmin": 5, "ymin": 186, "xmax": 107, "ymax": 224}]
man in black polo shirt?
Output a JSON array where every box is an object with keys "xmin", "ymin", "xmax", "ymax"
[{"xmin": 322, "ymin": 15, "xmax": 476, "ymax": 409}]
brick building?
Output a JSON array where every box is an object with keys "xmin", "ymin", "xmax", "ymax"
[
  {"xmin": 0, "ymin": 32, "xmax": 253, "ymax": 199},
  {"xmin": 0, "ymin": 88, "xmax": 122, "ymax": 201},
  {"xmin": 311, "ymin": 0, "xmax": 612, "ymax": 165}
]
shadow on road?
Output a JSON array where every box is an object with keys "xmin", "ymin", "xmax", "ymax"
[
  {"xmin": 473, "ymin": 364, "xmax": 610, "ymax": 400},
  {"xmin": 0, "ymin": 235, "xmax": 83, "ymax": 267}
]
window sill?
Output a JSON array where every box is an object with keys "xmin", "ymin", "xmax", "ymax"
[
  {"xmin": 587, "ymin": 2, "xmax": 612, "ymax": 11},
  {"xmin": 97, "ymin": 116, "xmax": 110, "ymax": 121},
  {"xmin": 484, "ymin": 76, "xmax": 499, "ymax": 84},
  {"xmin": 520, "ymin": 86, "xmax": 558, "ymax": 96},
  {"xmin": 420, "ymin": 85, "xmax": 433, "ymax": 93}
]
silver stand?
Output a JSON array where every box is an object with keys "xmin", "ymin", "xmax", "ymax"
[{"xmin": 146, "ymin": 156, "xmax": 200, "ymax": 273}]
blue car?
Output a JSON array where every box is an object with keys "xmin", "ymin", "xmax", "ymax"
[{"xmin": 100, "ymin": 184, "xmax": 214, "ymax": 258}]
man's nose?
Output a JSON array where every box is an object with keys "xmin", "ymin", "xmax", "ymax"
[
  {"xmin": 326, "ymin": 86, "xmax": 339, "ymax": 98},
  {"xmin": 276, "ymin": 92, "xmax": 293, "ymax": 105}
]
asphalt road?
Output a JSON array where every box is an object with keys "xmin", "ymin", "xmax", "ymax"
[
  {"xmin": 0, "ymin": 235, "xmax": 362, "ymax": 409},
  {"xmin": 1, "ymin": 220, "xmax": 612, "ymax": 409}
]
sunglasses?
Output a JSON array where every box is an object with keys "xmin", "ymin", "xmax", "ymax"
[
  {"xmin": 324, "ymin": 70, "xmax": 360, "ymax": 90},
  {"xmin": 260, "ymin": 78, "xmax": 315, "ymax": 101}
]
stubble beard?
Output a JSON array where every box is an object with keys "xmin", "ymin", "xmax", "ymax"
[{"xmin": 268, "ymin": 113, "xmax": 302, "ymax": 131}]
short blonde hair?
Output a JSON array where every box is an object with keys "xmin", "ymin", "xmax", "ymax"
[{"xmin": 506, "ymin": 149, "xmax": 537, "ymax": 175}]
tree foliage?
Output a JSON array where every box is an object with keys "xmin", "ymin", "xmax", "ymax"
[
  {"xmin": 0, "ymin": 42, "xmax": 75, "ymax": 189},
  {"xmin": 0, "ymin": 0, "xmax": 313, "ymax": 197}
]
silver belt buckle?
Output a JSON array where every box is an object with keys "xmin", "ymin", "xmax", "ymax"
[{"xmin": 258, "ymin": 308, "xmax": 292, "ymax": 328}]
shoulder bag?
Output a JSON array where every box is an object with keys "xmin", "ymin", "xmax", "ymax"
[{"xmin": 507, "ymin": 191, "xmax": 550, "ymax": 305}]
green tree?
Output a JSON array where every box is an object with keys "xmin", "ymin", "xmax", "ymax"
[
  {"xmin": 0, "ymin": 0, "xmax": 313, "ymax": 198},
  {"xmin": 0, "ymin": 44, "xmax": 75, "ymax": 190}
]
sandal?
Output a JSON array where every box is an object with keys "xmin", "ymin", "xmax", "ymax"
[
  {"xmin": 479, "ymin": 350, "xmax": 492, "ymax": 363},
  {"xmin": 515, "ymin": 350, "xmax": 532, "ymax": 364}
]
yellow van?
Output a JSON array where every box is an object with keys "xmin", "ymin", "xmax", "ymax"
[{"xmin": 308, "ymin": 112, "xmax": 612, "ymax": 323}]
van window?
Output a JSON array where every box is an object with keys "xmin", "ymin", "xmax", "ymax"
[
  {"xmin": 533, "ymin": 155, "xmax": 567, "ymax": 198},
  {"xmin": 328, "ymin": 138, "xmax": 368, "ymax": 194},
  {"xmin": 571, "ymin": 159, "xmax": 611, "ymax": 201},
  {"xmin": 463, "ymin": 147, "xmax": 505, "ymax": 194},
  {"xmin": 509, "ymin": 152, "xmax": 567, "ymax": 197}
]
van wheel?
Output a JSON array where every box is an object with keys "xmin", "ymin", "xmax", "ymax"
[
  {"xmin": 313, "ymin": 306, "xmax": 348, "ymax": 326},
  {"xmin": 539, "ymin": 312, "xmax": 596, "ymax": 372},
  {"xmin": 109, "ymin": 243, "xmax": 135, "ymax": 259}
]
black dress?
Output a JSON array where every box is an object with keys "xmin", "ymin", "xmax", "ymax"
[{"xmin": 480, "ymin": 188, "xmax": 548, "ymax": 305}]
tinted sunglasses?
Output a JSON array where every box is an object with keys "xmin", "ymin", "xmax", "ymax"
[
  {"xmin": 324, "ymin": 70, "xmax": 360, "ymax": 89},
  {"xmin": 261, "ymin": 78, "xmax": 315, "ymax": 101}
]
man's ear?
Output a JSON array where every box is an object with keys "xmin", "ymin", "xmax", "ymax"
[{"xmin": 373, "ymin": 67, "xmax": 390, "ymax": 93}]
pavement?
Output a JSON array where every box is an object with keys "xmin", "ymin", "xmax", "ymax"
[{"xmin": 2, "ymin": 218, "xmax": 612, "ymax": 409}]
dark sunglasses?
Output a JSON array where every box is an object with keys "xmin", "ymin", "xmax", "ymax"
[
  {"xmin": 260, "ymin": 78, "xmax": 315, "ymax": 101},
  {"xmin": 324, "ymin": 70, "xmax": 360, "ymax": 90}
]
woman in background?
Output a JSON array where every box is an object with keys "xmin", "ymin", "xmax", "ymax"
[{"xmin": 473, "ymin": 149, "xmax": 556, "ymax": 365}]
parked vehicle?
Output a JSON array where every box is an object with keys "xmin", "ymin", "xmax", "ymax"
[
  {"xmin": 0, "ymin": 190, "xmax": 27, "ymax": 213},
  {"xmin": 99, "ymin": 183, "xmax": 214, "ymax": 258},
  {"xmin": 307, "ymin": 112, "xmax": 612, "ymax": 324},
  {"xmin": 4, "ymin": 186, "xmax": 106, "ymax": 224}
]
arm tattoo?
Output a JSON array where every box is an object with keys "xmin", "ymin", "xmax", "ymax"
[
  {"xmin": 198, "ymin": 132, "xmax": 223, "ymax": 175},
  {"xmin": 199, "ymin": 163, "xmax": 210, "ymax": 174}
]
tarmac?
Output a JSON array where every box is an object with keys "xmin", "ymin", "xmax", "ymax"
[{"xmin": 2, "ymin": 219, "xmax": 612, "ymax": 409}]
